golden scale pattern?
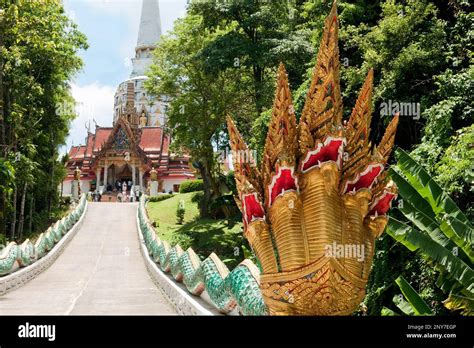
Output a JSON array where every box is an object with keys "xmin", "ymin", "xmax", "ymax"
[{"xmin": 227, "ymin": 2, "xmax": 399, "ymax": 315}]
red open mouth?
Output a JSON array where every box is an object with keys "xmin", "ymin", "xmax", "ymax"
[
  {"xmin": 344, "ymin": 163, "xmax": 384, "ymax": 193},
  {"xmin": 242, "ymin": 193, "xmax": 265, "ymax": 225},
  {"xmin": 369, "ymin": 191, "xmax": 397, "ymax": 216},
  {"xmin": 300, "ymin": 137, "xmax": 345, "ymax": 173},
  {"xmin": 267, "ymin": 166, "xmax": 298, "ymax": 207}
]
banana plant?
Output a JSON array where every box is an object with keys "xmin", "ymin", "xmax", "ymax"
[
  {"xmin": 386, "ymin": 148, "xmax": 474, "ymax": 315},
  {"xmin": 382, "ymin": 276, "xmax": 433, "ymax": 316}
]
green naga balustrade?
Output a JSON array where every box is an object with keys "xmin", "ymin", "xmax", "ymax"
[
  {"xmin": 0, "ymin": 194, "xmax": 87, "ymax": 276},
  {"xmin": 137, "ymin": 195, "xmax": 268, "ymax": 315}
]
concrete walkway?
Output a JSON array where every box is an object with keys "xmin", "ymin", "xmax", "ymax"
[{"xmin": 0, "ymin": 203, "xmax": 176, "ymax": 315}]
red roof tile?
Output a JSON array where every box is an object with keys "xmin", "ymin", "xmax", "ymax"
[
  {"xmin": 68, "ymin": 146, "xmax": 79, "ymax": 158},
  {"xmin": 139, "ymin": 127, "xmax": 163, "ymax": 152},
  {"xmin": 70, "ymin": 145, "xmax": 86, "ymax": 160},
  {"xmin": 161, "ymin": 134, "xmax": 170, "ymax": 155},
  {"xmin": 93, "ymin": 128, "xmax": 112, "ymax": 152},
  {"xmin": 85, "ymin": 133, "xmax": 95, "ymax": 157},
  {"xmin": 75, "ymin": 146, "xmax": 86, "ymax": 159}
]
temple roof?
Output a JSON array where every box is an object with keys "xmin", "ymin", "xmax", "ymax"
[
  {"xmin": 92, "ymin": 128, "xmax": 113, "ymax": 153},
  {"xmin": 66, "ymin": 120, "xmax": 193, "ymax": 180},
  {"xmin": 85, "ymin": 133, "xmax": 95, "ymax": 157},
  {"xmin": 139, "ymin": 127, "xmax": 164, "ymax": 152}
]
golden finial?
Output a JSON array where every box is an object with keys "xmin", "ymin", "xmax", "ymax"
[
  {"xmin": 262, "ymin": 63, "xmax": 298, "ymax": 207},
  {"xmin": 375, "ymin": 113, "xmax": 400, "ymax": 163},
  {"xmin": 226, "ymin": 116, "xmax": 262, "ymax": 196},
  {"xmin": 227, "ymin": 116, "xmax": 279, "ymax": 274},
  {"xmin": 298, "ymin": 1, "xmax": 342, "ymax": 155},
  {"xmin": 341, "ymin": 69, "xmax": 374, "ymax": 185}
]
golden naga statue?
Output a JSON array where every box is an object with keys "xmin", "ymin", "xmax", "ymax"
[
  {"xmin": 227, "ymin": 3, "xmax": 399, "ymax": 315},
  {"xmin": 139, "ymin": 110, "xmax": 148, "ymax": 128},
  {"xmin": 150, "ymin": 167, "xmax": 158, "ymax": 182},
  {"xmin": 74, "ymin": 166, "xmax": 81, "ymax": 181}
]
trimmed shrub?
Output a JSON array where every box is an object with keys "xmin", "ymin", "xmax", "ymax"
[
  {"xmin": 176, "ymin": 199, "xmax": 185, "ymax": 224},
  {"xmin": 191, "ymin": 191, "xmax": 204, "ymax": 204},
  {"xmin": 179, "ymin": 179, "xmax": 204, "ymax": 193},
  {"xmin": 148, "ymin": 194, "xmax": 173, "ymax": 203}
]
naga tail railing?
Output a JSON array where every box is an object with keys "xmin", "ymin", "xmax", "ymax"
[
  {"xmin": 137, "ymin": 195, "xmax": 268, "ymax": 315},
  {"xmin": 0, "ymin": 194, "xmax": 87, "ymax": 277}
]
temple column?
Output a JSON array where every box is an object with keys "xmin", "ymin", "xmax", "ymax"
[
  {"xmin": 103, "ymin": 162, "xmax": 109, "ymax": 191},
  {"xmin": 132, "ymin": 164, "xmax": 136, "ymax": 189},
  {"xmin": 139, "ymin": 168, "xmax": 144, "ymax": 192},
  {"xmin": 96, "ymin": 168, "xmax": 101, "ymax": 192}
]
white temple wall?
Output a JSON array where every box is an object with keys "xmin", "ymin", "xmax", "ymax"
[
  {"xmin": 61, "ymin": 181, "xmax": 72, "ymax": 196},
  {"xmin": 162, "ymin": 178, "xmax": 190, "ymax": 193},
  {"xmin": 80, "ymin": 180, "xmax": 91, "ymax": 194},
  {"xmin": 60, "ymin": 180, "xmax": 91, "ymax": 197}
]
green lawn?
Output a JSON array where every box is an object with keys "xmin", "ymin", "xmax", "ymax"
[
  {"xmin": 146, "ymin": 191, "xmax": 247, "ymax": 268},
  {"xmin": 146, "ymin": 192, "xmax": 200, "ymax": 241}
]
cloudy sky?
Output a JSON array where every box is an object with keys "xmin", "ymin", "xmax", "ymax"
[{"xmin": 61, "ymin": 0, "xmax": 187, "ymax": 153}]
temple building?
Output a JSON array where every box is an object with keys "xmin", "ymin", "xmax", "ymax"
[{"xmin": 62, "ymin": 0, "xmax": 195, "ymax": 197}]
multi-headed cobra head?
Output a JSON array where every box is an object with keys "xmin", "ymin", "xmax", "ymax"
[{"xmin": 227, "ymin": 2, "xmax": 399, "ymax": 315}]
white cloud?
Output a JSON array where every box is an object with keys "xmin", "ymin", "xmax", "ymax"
[{"xmin": 62, "ymin": 82, "xmax": 116, "ymax": 154}]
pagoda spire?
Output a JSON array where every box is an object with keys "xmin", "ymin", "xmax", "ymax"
[{"xmin": 131, "ymin": 0, "xmax": 162, "ymax": 78}]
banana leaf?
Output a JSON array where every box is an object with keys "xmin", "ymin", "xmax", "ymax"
[
  {"xmin": 439, "ymin": 215, "xmax": 474, "ymax": 261},
  {"xmin": 395, "ymin": 200, "xmax": 473, "ymax": 262},
  {"xmin": 394, "ymin": 148, "xmax": 472, "ymax": 228},
  {"xmin": 443, "ymin": 294, "xmax": 474, "ymax": 315},
  {"xmin": 436, "ymin": 271, "xmax": 463, "ymax": 295},
  {"xmin": 381, "ymin": 307, "xmax": 400, "ymax": 316},
  {"xmin": 395, "ymin": 276, "xmax": 433, "ymax": 315},
  {"xmin": 389, "ymin": 168, "xmax": 436, "ymax": 219},
  {"xmin": 396, "ymin": 200, "xmax": 454, "ymax": 250},
  {"xmin": 387, "ymin": 217, "xmax": 474, "ymax": 294},
  {"xmin": 392, "ymin": 149, "xmax": 473, "ymax": 260},
  {"xmin": 393, "ymin": 294, "xmax": 416, "ymax": 315}
]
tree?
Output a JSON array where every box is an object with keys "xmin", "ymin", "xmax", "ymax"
[
  {"xmin": 434, "ymin": 124, "xmax": 473, "ymax": 217},
  {"xmin": 146, "ymin": 15, "xmax": 253, "ymax": 218},
  {"xmin": 189, "ymin": 0, "xmax": 314, "ymax": 119},
  {"xmin": 0, "ymin": 0, "xmax": 87, "ymax": 239}
]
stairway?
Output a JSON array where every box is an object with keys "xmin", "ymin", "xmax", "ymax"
[{"xmin": 0, "ymin": 203, "xmax": 176, "ymax": 315}]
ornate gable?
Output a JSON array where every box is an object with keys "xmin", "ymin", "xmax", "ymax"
[
  {"xmin": 91, "ymin": 117, "xmax": 149, "ymax": 168},
  {"xmin": 113, "ymin": 127, "xmax": 131, "ymax": 150}
]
